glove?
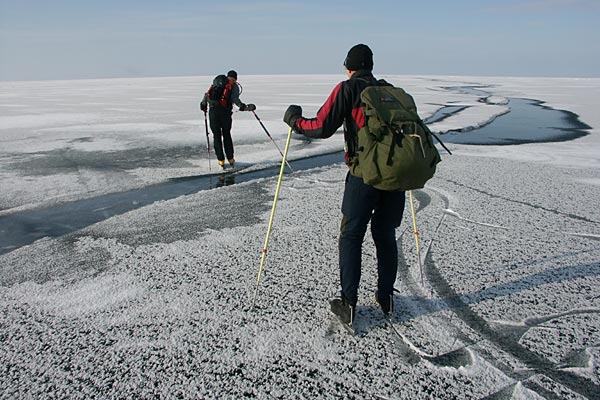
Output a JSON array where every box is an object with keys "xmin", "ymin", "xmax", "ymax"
[
  {"xmin": 200, "ymin": 102, "xmax": 207, "ymax": 112},
  {"xmin": 284, "ymin": 105, "xmax": 302, "ymax": 128},
  {"xmin": 239, "ymin": 103, "xmax": 247, "ymax": 111},
  {"xmin": 245, "ymin": 103, "xmax": 256, "ymax": 112}
]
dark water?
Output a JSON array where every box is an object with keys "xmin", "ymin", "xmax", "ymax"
[
  {"xmin": 439, "ymin": 86, "xmax": 591, "ymax": 145},
  {"xmin": 0, "ymin": 152, "xmax": 344, "ymax": 255},
  {"xmin": 424, "ymin": 105, "xmax": 468, "ymax": 124}
]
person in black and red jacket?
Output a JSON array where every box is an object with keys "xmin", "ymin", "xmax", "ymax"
[
  {"xmin": 201, "ymin": 70, "xmax": 255, "ymax": 168},
  {"xmin": 283, "ymin": 44, "xmax": 406, "ymax": 326}
]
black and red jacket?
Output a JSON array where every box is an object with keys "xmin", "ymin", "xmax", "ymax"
[
  {"xmin": 201, "ymin": 81, "xmax": 243, "ymax": 112},
  {"xmin": 293, "ymin": 70, "xmax": 379, "ymax": 164}
]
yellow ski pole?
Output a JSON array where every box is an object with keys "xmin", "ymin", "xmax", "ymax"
[
  {"xmin": 408, "ymin": 190, "xmax": 423, "ymax": 285},
  {"xmin": 252, "ymin": 126, "xmax": 294, "ymax": 308}
]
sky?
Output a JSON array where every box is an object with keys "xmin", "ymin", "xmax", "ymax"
[{"xmin": 1, "ymin": 0, "xmax": 599, "ymax": 81}]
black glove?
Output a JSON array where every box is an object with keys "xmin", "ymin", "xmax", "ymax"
[
  {"xmin": 246, "ymin": 103, "xmax": 256, "ymax": 112},
  {"xmin": 284, "ymin": 105, "xmax": 302, "ymax": 128},
  {"xmin": 200, "ymin": 102, "xmax": 207, "ymax": 112},
  {"xmin": 239, "ymin": 103, "xmax": 247, "ymax": 111}
]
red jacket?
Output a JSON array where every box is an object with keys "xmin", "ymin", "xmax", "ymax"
[{"xmin": 293, "ymin": 70, "xmax": 379, "ymax": 163}]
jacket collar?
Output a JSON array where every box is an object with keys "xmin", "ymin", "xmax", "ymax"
[{"xmin": 349, "ymin": 70, "xmax": 375, "ymax": 80}]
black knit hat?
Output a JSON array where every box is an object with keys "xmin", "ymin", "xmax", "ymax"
[
  {"xmin": 227, "ymin": 70, "xmax": 238, "ymax": 79},
  {"xmin": 343, "ymin": 44, "xmax": 373, "ymax": 71}
]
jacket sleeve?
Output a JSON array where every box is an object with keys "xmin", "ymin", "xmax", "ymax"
[
  {"xmin": 230, "ymin": 84, "xmax": 243, "ymax": 108},
  {"xmin": 294, "ymin": 82, "xmax": 348, "ymax": 139}
]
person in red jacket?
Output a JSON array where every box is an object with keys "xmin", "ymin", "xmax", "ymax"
[
  {"xmin": 283, "ymin": 44, "xmax": 406, "ymax": 325},
  {"xmin": 201, "ymin": 70, "xmax": 255, "ymax": 169}
]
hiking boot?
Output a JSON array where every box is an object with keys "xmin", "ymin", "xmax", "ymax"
[
  {"xmin": 375, "ymin": 290, "xmax": 393, "ymax": 315},
  {"xmin": 329, "ymin": 297, "xmax": 355, "ymax": 325},
  {"xmin": 218, "ymin": 160, "xmax": 225, "ymax": 169},
  {"xmin": 228, "ymin": 158, "xmax": 235, "ymax": 168}
]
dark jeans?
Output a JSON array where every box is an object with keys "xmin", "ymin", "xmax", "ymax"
[
  {"xmin": 339, "ymin": 173, "xmax": 406, "ymax": 305},
  {"xmin": 209, "ymin": 107, "xmax": 234, "ymax": 161}
]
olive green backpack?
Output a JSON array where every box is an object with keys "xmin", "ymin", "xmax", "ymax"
[{"xmin": 349, "ymin": 83, "xmax": 448, "ymax": 191}]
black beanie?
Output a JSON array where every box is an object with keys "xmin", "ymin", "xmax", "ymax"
[
  {"xmin": 227, "ymin": 70, "xmax": 238, "ymax": 79},
  {"xmin": 343, "ymin": 44, "xmax": 373, "ymax": 71}
]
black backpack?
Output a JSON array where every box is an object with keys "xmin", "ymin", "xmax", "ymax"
[{"xmin": 208, "ymin": 74, "xmax": 229, "ymax": 107}]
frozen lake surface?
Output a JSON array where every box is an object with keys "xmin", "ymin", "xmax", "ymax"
[{"xmin": 1, "ymin": 75, "xmax": 599, "ymax": 399}]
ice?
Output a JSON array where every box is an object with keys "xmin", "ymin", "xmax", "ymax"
[{"xmin": 1, "ymin": 75, "xmax": 599, "ymax": 399}]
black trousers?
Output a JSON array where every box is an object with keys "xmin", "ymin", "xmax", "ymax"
[
  {"xmin": 209, "ymin": 107, "xmax": 234, "ymax": 161},
  {"xmin": 339, "ymin": 173, "xmax": 406, "ymax": 306}
]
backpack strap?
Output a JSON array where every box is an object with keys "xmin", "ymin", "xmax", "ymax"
[
  {"xmin": 386, "ymin": 126, "xmax": 403, "ymax": 166},
  {"xmin": 418, "ymin": 120, "xmax": 452, "ymax": 155}
]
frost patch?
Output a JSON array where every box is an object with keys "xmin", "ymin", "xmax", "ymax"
[{"xmin": 13, "ymin": 272, "xmax": 144, "ymax": 317}]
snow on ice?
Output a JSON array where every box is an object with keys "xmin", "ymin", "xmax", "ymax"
[{"xmin": 0, "ymin": 75, "xmax": 599, "ymax": 399}]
